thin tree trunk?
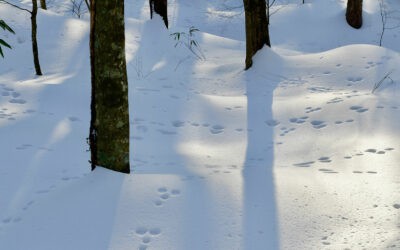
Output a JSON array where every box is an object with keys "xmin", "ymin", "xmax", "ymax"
[
  {"xmin": 89, "ymin": 0, "xmax": 130, "ymax": 173},
  {"xmin": 243, "ymin": 0, "xmax": 270, "ymax": 70},
  {"xmin": 84, "ymin": 0, "xmax": 90, "ymax": 10},
  {"xmin": 40, "ymin": 0, "xmax": 47, "ymax": 10},
  {"xmin": 31, "ymin": 0, "xmax": 42, "ymax": 75},
  {"xmin": 346, "ymin": 0, "xmax": 363, "ymax": 29},
  {"xmin": 149, "ymin": 0, "xmax": 168, "ymax": 28}
]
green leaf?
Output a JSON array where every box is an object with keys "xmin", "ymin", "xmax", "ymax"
[
  {"xmin": 189, "ymin": 26, "xmax": 199, "ymax": 36},
  {"xmin": 0, "ymin": 39, "xmax": 12, "ymax": 49},
  {"xmin": 170, "ymin": 32, "xmax": 181, "ymax": 41},
  {"xmin": 190, "ymin": 40, "xmax": 198, "ymax": 47},
  {"xmin": 0, "ymin": 46, "xmax": 4, "ymax": 58},
  {"xmin": 0, "ymin": 20, "xmax": 15, "ymax": 34}
]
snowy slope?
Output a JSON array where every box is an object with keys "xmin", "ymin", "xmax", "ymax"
[{"xmin": 0, "ymin": 0, "xmax": 400, "ymax": 249}]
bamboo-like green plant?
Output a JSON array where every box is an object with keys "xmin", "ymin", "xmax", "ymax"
[
  {"xmin": 171, "ymin": 26, "xmax": 205, "ymax": 60},
  {"xmin": 0, "ymin": 19, "xmax": 15, "ymax": 57}
]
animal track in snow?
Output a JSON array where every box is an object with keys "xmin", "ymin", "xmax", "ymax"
[
  {"xmin": 347, "ymin": 76, "xmax": 363, "ymax": 82},
  {"xmin": 225, "ymin": 105, "xmax": 243, "ymax": 111},
  {"xmin": 343, "ymin": 147, "xmax": 394, "ymax": 160},
  {"xmin": 9, "ymin": 99, "xmax": 26, "ymax": 104},
  {"xmin": 2, "ymin": 216, "xmax": 22, "ymax": 225},
  {"xmin": 364, "ymin": 61, "xmax": 382, "ymax": 69},
  {"xmin": 265, "ymin": 119, "xmax": 280, "ymax": 127},
  {"xmin": 0, "ymin": 108, "xmax": 21, "ymax": 121},
  {"xmin": 289, "ymin": 116, "xmax": 308, "ymax": 124},
  {"xmin": 68, "ymin": 116, "xmax": 80, "ymax": 122},
  {"xmin": 365, "ymin": 147, "xmax": 394, "ymax": 154},
  {"xmin": 2, "ymin": 217, "xmax": 12, "ymax": 224},
  {"xmin": 305, "ymin": 106, "xmax": 322, "ymax": 114},
  {"xmin": 318, "ymin": 156, "xmax": 332, "ymax": 163},
  {"xmin": 135, "ymin": 226, "xmax": 162, "ymax": 249},
  {"xmin": 157, "ymin": 129, "xmax": 176, "ymax": 135},
  {"xmin": 352, "ymin": 171, "xmax": 378, "ymax": 174},
  {"xmin": 279, "ymin": 126, "xmax": 296, "ymax": 136},
  {"xmin": 318, "ymin": 168, "xmax": 338, "ymax": 174},
  {"xmin": 1, "ymin": 86, "xmax": 26, "ymax": 105},
  {"xmin": 308, "ymin": 86, "xmax": 333, "ymax": 93},
  {"xmin": 335, "ymin": 119, "xmax": 354, "ymax": 125},
  {"xmin": 349, "ymin": 105, "xmax": 368, "ymax": 113},
  {"xmin": 310, "ymin": 120, "xmax": 327, "ymax": 129},
  {"xmin": 16, "ymin": 144, "xmax": 33, "ymax": 150},
  {"xmin": 169, "ymin": 94, "xmax": 180, "ymax": 99},
  {"xmin": 22, "ymin": 200, "xmax": 35, "ymax": 211},
  {"xmin": 327, "ymin": 97, "xmax": 343, "ymax": 104},
  {"xmin": 154, "ymin": 187, "xmax": 181, "ymax": 207},
  {"xmin": 210, "ymin": 124, "xmax": 225, "ymax": 134},
  {"xmin": 293, "ymin": 161, "xmax": 315, "ymax": 167},
  {"xmin": 171, "ymin": 120, "xmax": 185, "ymax": 127}
]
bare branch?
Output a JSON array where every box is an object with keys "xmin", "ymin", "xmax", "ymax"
[
  {"xmin": 379, "ymin": 0, "xmax": 386, "ymax": 47},
  {"xmin": 0, "ymin": 0, "xmax": 31, "ymax": 13}
]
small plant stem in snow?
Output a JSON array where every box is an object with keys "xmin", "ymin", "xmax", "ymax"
[{"xmin": 372, "ymin": 70, "xmax": 394, "ymax": 93}]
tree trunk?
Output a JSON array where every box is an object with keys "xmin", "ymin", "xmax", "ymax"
[
  {"xmin": 89, "ymin": 0, "xmax": 130, "ymax": 173},
  {"xmin": 243, "ymin": 0, "xmax": 270, "ymax": 70},
  {"xmin": 31, "ymin": 0, "xmax": 42, "ymax": 75},
  {"xmin": 149, "ymin": 0, "xmax": 168, "ymax": 28},
  {"xmin": 84, "ymin": 0, "xmax": 90, "ymax": 10},
  {"xmin": 40, "ymin": 0, "xmax": 47, "ymax": 10},
  {"xmin": 346, "ymin": 0, "xmax": 363, "ymax": 29}
]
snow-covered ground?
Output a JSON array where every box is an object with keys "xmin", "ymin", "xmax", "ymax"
[{"xmin": 1, "ymin": 0, "xmax": 400, "ymax": 249}]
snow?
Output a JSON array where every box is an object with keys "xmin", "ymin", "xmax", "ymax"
[{"xmin": 1, "ymin": 0, "xmax": 400, "ymax": 249}]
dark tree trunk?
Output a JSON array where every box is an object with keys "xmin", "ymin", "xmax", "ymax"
[
  {"xmin": 40, "ymin": 0, "xmax": 47, "ymax": 10},
  {"xmin": 149, "ymin": 0, "xmax": 168, "ymax": 28},
  {"xmin": 243, "ymin": 0, "xmax": 270, "ymax": 70},
  {"xmin": 31, "ymin": 0, "xmax": 42, "ymax": 75},
  {"xmin": 89, "ymin": 0, "xmax": 130, "ymax": 173},
  {"xmin": 346, "ymin": 0, "xmax": 363, "ymax": 29},
  {"xmin": 84, "ymin": 0, "xmax": 90, "ymax": 10}
]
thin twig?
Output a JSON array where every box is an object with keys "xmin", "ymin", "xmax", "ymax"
[
  {"xmin": 379, "ymin": 0, "xmax": 386, "ymax": 47},
  {"xmin": 0, "ymin": 0, "xmax": 31, "ymax": 13},
  {"xmin": 372, "ymin": 70, "xmax": 394, "ymax": 93}
]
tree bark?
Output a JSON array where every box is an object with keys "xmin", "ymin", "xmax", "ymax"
[
  {"xmin": 149, "ymin": 0, "xmax": 168, "ymax": 28},
  {"xmin": 346, "ymin": 0, "xmax": 363, "ymax": 29},
  {"xmin": 89, "ymin": 0, "xmax": 130, "ymax": 173},
  {"xmin": 31, "ymin": 0, "xmax": 42, "ymax": 75},
  {"xmin": 243, "ymin": 0, "xmax": 270, "ymax": 70},
  {"xmin": 40, "ymin": 0, "xmax": 47, "ymax": 10}
]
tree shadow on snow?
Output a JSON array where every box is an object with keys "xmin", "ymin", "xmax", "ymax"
[{"xmin": 242, "ymin": 47, "xmax": 282, "ymax": 249}]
